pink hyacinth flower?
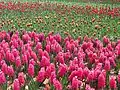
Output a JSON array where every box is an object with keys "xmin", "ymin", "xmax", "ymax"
[
  {"xmin": 36, "ymin": 42, "xmax": 42, "ymax": 50},
  {"xmin": 53, "ymin": 78, "xmax": 62, "ymax": 90},
  {"xmin": 0, "ymin": 71, "xmax": 6, "ymax": 84},
  {"xmin": 45, "ymin": 63, "xmax": 55, "ymax": 78},
  {"xmin": 109, "ymin": 76, "xmax": 116, "ymax": 89},
  {"xmin": 15, "ymin": 56, "xmax": 22, "ymax": 68},
  {"xmin": 28, "ymin": 64, "xmax": 34, "ymax": 77},
  {"xmin": 40, "ymin": 56, "xmax": 50, "ymax": 67},
  {"xmin": 31, "ymin": 51, "xmax": 37, "ymax": 61},
  {"xmin": 77, "ymin": 68, "xmax": 83, "ymax": 80},
  {"xmin": 45, "ymin": 44, "xmax": 51, "ymax": 53},
  {"xmin": 50, "ymin": 71, "xmax": 56, "ymax": 84},
  {"xmin": 36, "ymin": 67, "xmax": 45, "ymax": 82},
  {"xmin": 98, "ymin": 73, "xmax": 105, "ymax": 89},
  {"xmin": 18, "ymin": 72, "xmax": 25, "ymax": 86},
  {"xmin": 58, "ymin": 63, "xmax": 67, "ymax": 77},
  {"xmin": 72, "ymin": 76, "xmax": 81, "ymax": 89},
  {"xmin": 7, "ymin": 66, "xmax": 14, "ymax": 77},
  {"xmin": 13, "ymin": 79, "xmax": 20, "ymax": 90},
  {"xmin": 86, "ymin": 70, "xmax": 95, "ymax": 82},
  {"xmin": 1, "ymin": 63, "xmax": 8, "ymax": 74},
  {"xmin": 103, "ymin": 36, "xmax": 110, "ymax": 44},
  {"xmin": 104, "ymin": 60, "xmax": 110, "ymax": 71}
]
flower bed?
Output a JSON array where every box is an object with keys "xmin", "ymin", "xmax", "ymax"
[
  {"xmin": 0, "ymin": 2, "xmax": 120, "ymax": 17},
  {"xmin": 0, "ymin": 31, "xmax": 120, "ymax": 90}
]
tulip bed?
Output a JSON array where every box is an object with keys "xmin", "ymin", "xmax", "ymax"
[{"xmin": 0, "ymin": 1, "xmax": 120, "ymax": 90}]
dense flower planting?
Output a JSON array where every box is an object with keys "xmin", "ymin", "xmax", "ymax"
[
  {"xmin": 0, "ymin": 2, "xmax": 120, "ymax": 17},
  {"xmin": 0, "ymin": 31, "xmax": 120, "ymax": 90},
  {"xmin": 0, "ymin": 2, "xmax": 120, "ymax": 41}
]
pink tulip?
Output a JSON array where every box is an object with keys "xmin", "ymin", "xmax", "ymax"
[
  {"xmin": 109, "ymin": 76, "xmax": 116, "ymax": 89},
  {"xmin": 18, "ymin": 72, "xmax": 25, "ymax": 86},
  {"xmin": 98, "ymin": 73, "xmax": 105, "ymax": 89},
  {"xmin": 0, "ymin": 71, "xmax": 6, "ymax": 84},
  {"xmin": 37, "ymin": 67, "xmax": 45, "ymax": 82},
  {"xmin": 53, "ymin": 78, "xmax": 62, "ymax": 90},
  {"xmin": 13, "ymin": 79, "xmax": 20, "ymax": 90},
  {"xmin": 28, "ymin": 64, "xmax": 34, "ymax": 77}
]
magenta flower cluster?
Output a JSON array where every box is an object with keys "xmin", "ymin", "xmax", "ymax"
[{"xmin": 0, "ymin": 31, "xmax": 120, "ymax": 90}]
